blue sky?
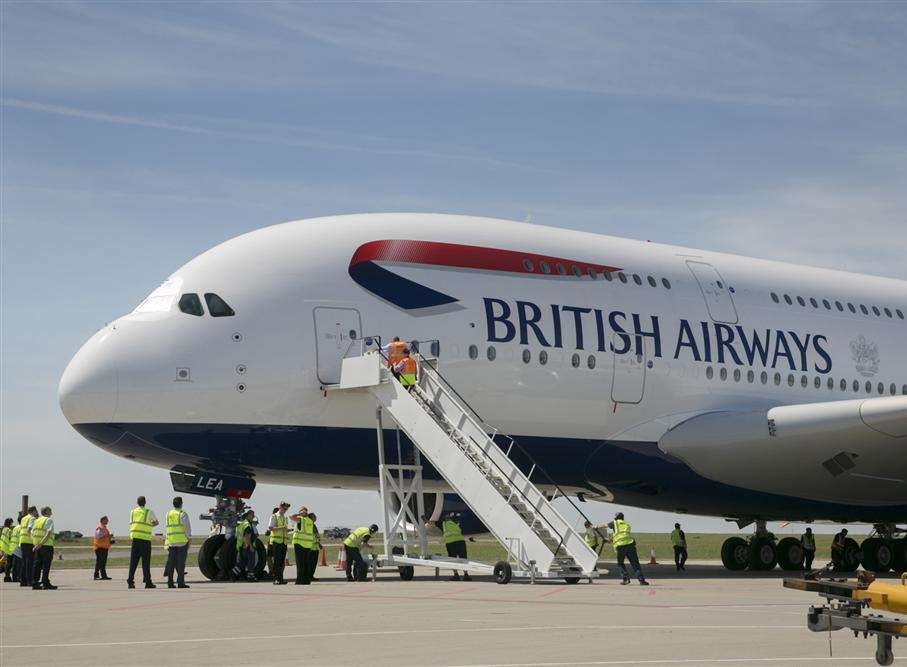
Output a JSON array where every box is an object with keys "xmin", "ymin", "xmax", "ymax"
[{"xmin": 2, "ymin": 2, "xmax": 905, "ymax": 534}]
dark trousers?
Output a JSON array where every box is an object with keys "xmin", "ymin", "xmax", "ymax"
[
  {"xmin": 128, "ymin": 539, "xmax": 153, "ymax": 584},
  {"xmin": 271, "ymin": 543, "xmax": 287, "ymax": 582},
  {"xmin": 94, "ymin": 548, "xmax": 109, "ymax": 578},
  {"xmin": 19, "ymin": 543, "xmax": 33, "ymax": 585},
  {"xmin": 166, "ymin": 544, "xmax": 189, "ymax": 584},
  {"xmin": 673, "ymin": 546, "xmax": 688, "ymax": 570},
  {"xmin": 804, "ymin": 548, "xmax": 815, "ymax": 570},
  {"xmin": 616, "ymin": 543, "xmax": 646, "ymax": 582},
  {"xmin": 307, "ymin": 548, "xmax": 319, "ymax": 580},
  {"xmin": 294, "ymin": 545, "xmax": 315, "ymax": 584},
  {"xmin": 33, "ymin": 545, "xmax": 54, "ymax": 586},
  {"xmin": 8, "ymin": 554, "xmax": 19, "ymax": 581},
  {"xmin": 446, "ymin": 540, "xmax": 468, "ymax": 576},
  {"xmin": 344, "ymin": 545, "xmax": 367, "ymax": 581}
]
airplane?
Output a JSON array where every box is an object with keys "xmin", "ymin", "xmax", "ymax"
[{"xmin": 59, "ymin": 213, "xmax": 907, "ymax": 574}]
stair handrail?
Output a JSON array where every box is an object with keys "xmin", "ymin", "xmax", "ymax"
[
  {"xmin": 410, "ymin": 347, "xmax": 595, "ymax": 529},
  {"xmin": 410, "ymin": 350, "xmax": 594, "ymax": 558}
]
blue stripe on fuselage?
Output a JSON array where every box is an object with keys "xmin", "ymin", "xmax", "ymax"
[{"xmin": 72, "ymin": 422, "xmax": 906, "ymax": 523}]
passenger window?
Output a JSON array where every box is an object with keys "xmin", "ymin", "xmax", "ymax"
[
  {"xmin": 822, "ymin": 299, "xmax": 830, "ymax": 310},
  {"xmin": 872, "ymin": 306, "xmax": 881, "ymax": 317},
  {"xmin": 827, "ymin": 377, "xmax": 834, "ymax": 390},
  {"xmin": 848, "ymin": 303, "xmax": 856, "ymax": 313},
  {"xmin": 647, "ymin": 276, "xmax": 657, "ymax": 287},
  {"xmin": 809, "ymin": 298, "xmax": 818, "ymax": 308},
  {"xmin": 835, "ymin": 301, "xmax": 844, "ymax": 311},
  {"xmin": 771, "ymin": 292, "xmax": 779, "ymax": 303},
  {"xmin": 618, "ymin": 272, "xmax": 628, "ymax": 284},
  {"xmin": 522, "ymin": 349, "xmax": 531, "ymax": 364},
  {"xmin": 587, "ymin": 355, "xmax": 596, "ymax": 369},
  {"xmin": 178, "ymin": 293, "xmax": 204, "ymax": 316},
  {"xmin": 468, "ymin": 345, "xmax": 478, "ymax": 360},
  {"xmin": 662, "ymin": 278, "xmax": 671, "ymax": 289},
  {"xmin": 604, "ymin": 271, "xmax": 613, "ymax": 282},
  {"xmin": 633, "ymin": 274, "xmax": 642, "ymax": 285},
  {"xmin": 860, "ymin": 304, "xmax": 869, "ymax": 315},
  {"xmin": 796, "ymin": 296, "xmax": 805, "ymax": 307},
  {"xmin": 897, "ymin": 309, "xmax": 905, "ymax": 320},
  {"xmin": 784, "ymin": 294, "xmax": 793, "ymax": 305},
  {"xmin": 487, "ymin": 346, "xmax": 496, "ymax": 361},
  {"xmin": 571, "ymin": 353, "xmax": 580, "ymax": 368},
  {"xmin": 539, "ymin": 350, "xmax": 548, "ymax": 365},
  {"xmin": 204, "ymin": 293, "xmax": 235, "ymax": 317},
  {"xmin": 884, "ymin": 307, "xmax": 892, "ymax": 318},
  {"xmin": 522, "ymin": 259, "xmax": 534, "ymax": 272}
]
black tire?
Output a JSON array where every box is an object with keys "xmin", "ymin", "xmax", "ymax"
[
  {"xmin": 833, "ymin": 537, "xmax": 862, "ymax": 572},
  {"xmin": 198, "ymin": 535, "xmax": 225, "ymax": 580},
  {"xmin": 564, "ymin": 577, "xmax": 580, "ymax": 584},
  {"xmin": 216, "ymin": 536, "xmax": 238, "ymax": 575},
  {"xmin": 252, "ymin": 539, "xmax": 268, "ymax": 578},
  {"xmin": 748, "ymin": 536, "xmax": 776, "ymax": 571},
  {"xmin": 860, "ymin": 538, "xmax": 893, "ymax": 574},
  {"xmin": 776, "ymin": 537, "xmax": 804, "ymax": 571},
  {"xmin": 398, "ymin": 566, "xmax": 414, "ymax": 581},
  {"xmin": 493, "ymin": 560, "xmax": 512, "ymax": 584},
  {"xmin": 720, "ymin": 536, "xmax": 749, "ymax": 571},
  {"xmin": 891, "ymin": 538, "xmax": 907, "ymax": 575}
]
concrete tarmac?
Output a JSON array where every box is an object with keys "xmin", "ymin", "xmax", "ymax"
[{"xmin": 0, "ymin": 561, "xmax": 891, "ymax": 666}]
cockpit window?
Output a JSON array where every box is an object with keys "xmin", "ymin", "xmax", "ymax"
[
  {"xmin": 133, "ymin": 277, "xmax": 182, "ymax": 313},
  {"xmin": 178, "ymin": 293, "xmax": 204, "ymax": 316},
  {"xmin": 204, "ymin": 293, "xmax": 235, "ymax": 317}
]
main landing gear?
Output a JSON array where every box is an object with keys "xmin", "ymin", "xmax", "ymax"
[{"xmin": 721, "ymin": 521, "xmax": 907, "ymax": 573}]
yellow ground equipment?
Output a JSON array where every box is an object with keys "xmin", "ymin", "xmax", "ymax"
[{"xmin": 784, "ymin": 572, "xmax": 907, "ymax": 665}]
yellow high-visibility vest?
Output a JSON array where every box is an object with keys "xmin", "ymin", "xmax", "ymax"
[
  {"xmin": 801, "ymin": 533, "xmax": 816, "ymax": 551},
  {"xmin": 442, "ymin": 520, "xmax": 464, "ymax": 545},
  {"xmin": 584, "ymin": 528, "xmax": 600, "ymax": 549},
  {"xmin": 18, "ymin": 515, "xmax": 34, "ymax": 545},
  {"xmin": 10, "ymin": 525, "xmax": 21, "ymax": 551},
  {"xmin": 165, "ymin": 510, "xmax": 187, "ymax": 547},
  {"xmin": 611, "ymin": 519, "xmax": 634, "ymax": 548},
  {"xmin": 129, "ymin": 507, "xmax": 154, "ymax": 541},
  {"xmin": 235, "ymin": 520, "xmax": 252, "ymax": 551},
  {"xmin": 0, "ymin": 526, "xmax": 10, "ymax": 554},
  {"xmin": 270, "ymin": 514, "xmax": 288, "ymax": 545},
  {"xmin": 670, "ymin": 529, "xmax": 685, "ymax": 548},
  {"xmin": 343, "ymin": 526, "xmax": 371, "ymax": 548},
  {"xmin": 292, "ymin": 517, "xmax": 316, "ymax": 549},
  {"xmin": 31, "ymin": 516, "xmax": 55, "ymax": 547}
]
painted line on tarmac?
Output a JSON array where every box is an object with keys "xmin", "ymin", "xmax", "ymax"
[
  {"xmin": 0, "ymin": 625, "xmax": 803, "ymax": 650},
  {"xmin": 444, "ymin": 659, "xmax": 871, "ymax": 666}
]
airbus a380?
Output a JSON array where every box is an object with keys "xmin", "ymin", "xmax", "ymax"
[{"xmin": 59, "ymin": 213, "xmax": 907, "ymax": 573}]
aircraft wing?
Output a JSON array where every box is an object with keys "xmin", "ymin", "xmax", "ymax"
[{"xmin": 658, "ymin": 396, "xmax": 907, "ymax": 508}]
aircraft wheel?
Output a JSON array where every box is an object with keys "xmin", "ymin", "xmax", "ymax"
[
  {"xmin": 198, "ymin": 535, "xmax": 224, "ymax": 580},
  {"xmin": 398, "ymin": 566, "xmax": 414, "ymax": 581},
  {"xmin": 253, "ymin": 539, "xmax": 268, "ymax": 578},
  {"xmin": 748, "ymin": 537, "xmax": 777, "ymax": 570},
  {"xmin": 720, "ymin": 536, "xmax": 749, "ymax": 571},
  {"xmin": 833, "ymin": 537, "xmax": 862, "ymax": 572},
  {"xmin": 564, "ymin": 577, "xmax": 580, "ymax": 584},
  {"xmin": 493, "ymin": 560, "xmax": 512, "ymax": 584},
  {"xmin": 861, "ymin": 538, "xmax": 893, "ymax": 574},
  {"xmin": 891, "ymin": 538, "xmax": 907, "ymax": 574},
  {"xmin": 776, "ymin": 537, "xmax": 804, "ymax": 570}
]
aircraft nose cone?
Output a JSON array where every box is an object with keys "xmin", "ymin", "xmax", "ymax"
[{"xmin": 59, "ymin": 327, "xmax": 119, "ymax": 424}]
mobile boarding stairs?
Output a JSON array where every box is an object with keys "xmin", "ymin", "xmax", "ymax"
[{"xmin": 329, "ymin": 343, "xmax": 599, "ymax": 584}]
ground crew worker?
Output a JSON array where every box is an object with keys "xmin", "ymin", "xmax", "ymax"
[
  {"xmin": 268, "ymin": 502, "xmax": 290, "ymax": 585},
  {"xmin": 831, "ymin": 528, "xmax": 849, "ymax": 570},
  {"xmin": 18, "ymin": 506, "xmax": 38, "ymax": 588},
  {"xmin": 164, "ymin": 497, "xmax": 191, "ymax": 588},
  {"xmin": 0, "ymin": 518, "xmax": 11, "ymax": 580},
  {"xmin": 231, "ymin": 509, "xmax": 258, "ymax": 581},
  {"xmin": 801, "ymin": 527, "xmax": 816, "ymax": 570},
  {"xmin": 583, "ymin": 520, "xmax": 607, "ymax": 556},
  {"xmin": 607, "ymin": 512, "xmax": 649, "ymax": 586},
  {"xmin": 308, "ymin": 513, "xmax": 322, "ymax": 582},
  {"xmin": 8, "ymin": 518, "xmax": 22, "ymax": 582},
  {"xmin": 31, "ymin": 506, "xmax": 57, "ymax": 590},
  {"xmin": 343, "ymin": 524, "xmax": 378, "ymax": 582},
  {"xmin": 93, "ymin": 516, "xmax": 113, "ymax": 580},
  {"xmin": 393, "ymin": 349, "xmax": 418, "ymax": 391},
  {"xmin": 127, "ymin": 496, "xmax": 158, "ymax": 589},
  {"xmin": 385, "ymin": 336, "xmax": 406, "ymax": 369},
  {"xmin": 431, "ymin": 514, "xmax": 472, "ymax": 581},
  {"xmin": 671, "ymin": 522, "xmax": 688, "ymax": 571},
  {"xmin": 291, "ymin": 506, "xmax": 316, "ymax": 585}
]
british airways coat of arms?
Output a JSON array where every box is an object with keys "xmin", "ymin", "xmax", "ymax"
[{"xmin": 850, "ymin": 335, "xmax": 879, "ymax": 377}]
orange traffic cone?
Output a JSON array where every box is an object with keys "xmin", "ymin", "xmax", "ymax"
[
  {"xmin": 649, "ymin": 547, "xmax": 658, "ymax": 565},
  {"xmin": 335, "ymin": 546, "xmax": 346, "ymax": 571},
  {"xmin": 319, "ymin": 547, "xmax": 327, "ymax": 567}
]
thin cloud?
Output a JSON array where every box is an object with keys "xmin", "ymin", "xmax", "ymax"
[{"xmin": 3, "ymin": 99, "xmax": 545, "ymax": 172}]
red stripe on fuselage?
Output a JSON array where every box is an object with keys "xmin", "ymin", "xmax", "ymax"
[{"xmin": 349, "ymin": 239, "xmax": 619, "ymax": 277}]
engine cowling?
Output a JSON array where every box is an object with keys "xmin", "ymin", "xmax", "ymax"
[{"xmin": 393, "ymin": 492, "xmax": 487, "ymax": 534}]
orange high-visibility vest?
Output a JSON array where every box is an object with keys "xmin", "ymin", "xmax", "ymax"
[
  {"xmin": 93, "ymin": 524, "xmax": 111, "ymax": 550},
  {"xmin": 397, "ymin": 357, "xmax": 417, "ymax": 386},
  {"xmin": 387, "ymin": 341, "xmax": 406, "ymax": 367}
]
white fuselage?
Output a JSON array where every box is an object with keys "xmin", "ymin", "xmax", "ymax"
[{"xmin": 59, "ymin": 214, "xmax": 907, "ymax": 522}]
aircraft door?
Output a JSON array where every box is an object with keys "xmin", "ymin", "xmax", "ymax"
[
  {"xmin": 313, "ymin": 307, "xmax": 362, "ymax": 385},
  {"xmin": 611, "ymin": 333, "xmax": 647, "ymax": 404},
  {"xmin": 686, "ymin": 261, "xmax": 738, "ymax": 324}
]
